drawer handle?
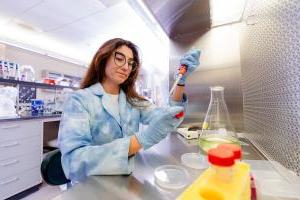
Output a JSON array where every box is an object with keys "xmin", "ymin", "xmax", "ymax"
[
  {"xmin": 1, "ymin": 125, "xmax": 20, "ymax": 129},
  {"xmin": 0, "ymin": 141, "xmax": 19, "ymax": 148},
  {"xmin": 1, "ymin": 159, "xmax": 19, "ymax": 166},
  {"xmin": 0, "ymin": 177, "xmax": 19, "ymax": 185}
]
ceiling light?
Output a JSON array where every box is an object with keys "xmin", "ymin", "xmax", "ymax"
[
  {"xmin": 12, "ymin": 18, "xmax": 43, "ymax": 33},
  {"xmin": 210, "ymin": 0, "xmax": 246, "ymax": 27}
]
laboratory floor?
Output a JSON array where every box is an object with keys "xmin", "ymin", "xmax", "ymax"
[{"xmin": 20, "ymin": 181, "xmax": 61, "ymax": 200}]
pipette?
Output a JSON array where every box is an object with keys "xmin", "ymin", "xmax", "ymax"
[
  {"xmin": 170, "ymin": 65, "xmax": 187, "ymax": 119},
  {"xmin": 169, "ymin": 65, "xmax": 187, "ymax": 95}
]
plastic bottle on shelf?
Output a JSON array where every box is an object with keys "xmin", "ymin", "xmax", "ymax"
[
  {"xmin": 3, "ymin": 61, "xmax": 9, "ymax": 79},
  {"xmin": 20, "ymin": 65, "xmax": 35, "ymax": 82},
  {"xmin": 177, "ymin": 147, "xmax": 251, "ymax": 200},
  {"xmin": 14, "ymin": 63, "xmax": 20, "ymax": 80},
  {"xmin": 8, "ymin": 62, "xmax": 15, "ymax": 80},
  {"xmin": 0, "ymin": 60, "xmax": 3, "ymax": 78}
]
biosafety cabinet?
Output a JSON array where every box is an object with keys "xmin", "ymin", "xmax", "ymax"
[{"xmin": 0, "ymin": 0, "xmax": 300, "ymax": 199}]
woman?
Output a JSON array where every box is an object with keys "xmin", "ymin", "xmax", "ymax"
[{"xmin": 58, "ymin": 38, "xmax": 200, "ymax": 182}]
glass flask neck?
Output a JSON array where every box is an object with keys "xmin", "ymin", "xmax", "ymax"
[{"xmin": 210, "ymin": 86, "xmax": 224, "ymax": 100}]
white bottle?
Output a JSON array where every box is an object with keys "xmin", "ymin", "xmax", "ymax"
[
  {"xmin": 14, "ymin": 63, "xmax": 20, "ymax": 80},
  {"xmin": 0, "ymin": 60, "xmax": 3, "ymax": 78},
  {"xmin": 8, "ymin": 62, "xmax": 15, "ymax": 80},
  {"xmin": 3, "ymin": 61, "xmax": 9, "ymax": 79}
]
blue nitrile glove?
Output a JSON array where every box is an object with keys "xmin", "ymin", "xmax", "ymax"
[
  {"xmin": 174, "ymin": 49, "xmax": 201, "ymax": 85},
  {"xmin": 136, "ymin": 106, "xmax": 184, "ymax": 150}
]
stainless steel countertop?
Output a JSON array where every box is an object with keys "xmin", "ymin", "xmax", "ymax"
[
  {"xmin": 53, "ymin": 133, "xmax": 265, "ymax": 200},
  {"xmin": 0, "ymin": 113, "xmax": 61, "ymax": 122}
]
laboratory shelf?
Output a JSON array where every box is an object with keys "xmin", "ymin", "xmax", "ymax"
[{"xmin": 0, "ymin": 77, "xmax": 78, "ymax": 90}]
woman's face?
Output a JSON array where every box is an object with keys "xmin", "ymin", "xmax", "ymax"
[{"xmin": 104, "ymin": 45, "xmax": 135, "ymax": 86}]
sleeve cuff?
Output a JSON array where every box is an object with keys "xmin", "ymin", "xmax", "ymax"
[{"xmin": 169, "ymin": 93, "xmax": 188, "ymax": 108}]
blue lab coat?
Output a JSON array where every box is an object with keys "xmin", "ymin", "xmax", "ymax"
[{"xmin": 58, "ymin": 82, "xmax": 187, "ymax": 181}]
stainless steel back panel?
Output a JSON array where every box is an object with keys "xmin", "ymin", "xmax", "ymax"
[
  {"xmin": 240, "ymin": 0, "xmax": 300, "ymax": 175},
  {"xmin": 169, "ymin": 25, "xmax": 244, "ymax": 131},
  {"xmin": 175, "ymin": 67, "xmax": 244, "ymax": 131}
]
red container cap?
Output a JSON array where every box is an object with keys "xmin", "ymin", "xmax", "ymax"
[
  {"xmin": 175, "ymin": 111, "xmax": 184, "ymax": 119},
  {"xmin": 207, "ymin": 148, "xmax": 235, "ymax": 167},
  {"xmin": 218, "ymin": 143, "xmax": 242, "ymax": 160}
]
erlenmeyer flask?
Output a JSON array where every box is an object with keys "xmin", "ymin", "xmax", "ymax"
[{"xmin": 199, "ymin": 86, "xmax": 239, "ymax": 153}]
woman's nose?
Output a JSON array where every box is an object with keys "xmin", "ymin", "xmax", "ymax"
[{"xmin": 120, "ymin": 62, "xmax": 130, "ymax": 71}]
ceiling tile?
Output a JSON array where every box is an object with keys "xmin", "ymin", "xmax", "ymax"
[
  {"xmin": 0, "ymin": 0, "xmax": 42, "ymax": 18},
  {"xmin": 21, "ymin": 0, "xmax": 106, "ymax": 31},
  {"xmin": 48, "ymin": 2, "xmax": 138, "ymax": 43}
]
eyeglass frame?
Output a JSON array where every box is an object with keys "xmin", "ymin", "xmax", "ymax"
[{"xmin": 113, "ymin": 51, "xmax": 138, "ymax": 71}]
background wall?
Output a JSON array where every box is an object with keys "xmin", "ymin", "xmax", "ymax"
[
  {"xmin": 170, "ymin": 23, "xmax": 244, "ymax": 131},
  {"xmin": 240, "ymin": 0, "xmax": 300, "ymax": 175},
  {"xmin": 2, "ymin": 43, "xmax": 86, "ymax": 81}
]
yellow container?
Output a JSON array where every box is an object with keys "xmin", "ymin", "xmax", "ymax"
[{"xmin": 177, "ymin": 162, "xmax": 251, "ymax": 200}]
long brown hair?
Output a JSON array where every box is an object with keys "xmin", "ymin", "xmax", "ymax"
[{"xmin": 81, "ymin": 38, "xmax": 146, "ymax": 106}]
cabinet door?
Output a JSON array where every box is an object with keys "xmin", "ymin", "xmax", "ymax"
[
  {"xmin": 0, "ymin": 134, "xmax": 42, "ymax": 160},
  {"xmin": 0, "ymin": 120, "xmax": 41, "ymax": 141},
  {"xmin": 0, "ymin": 167, "xmax": 41, "ymax": 200},
  {"xmin": 0, "ymin": 150, "xmax": 41, "ymax": 178}
]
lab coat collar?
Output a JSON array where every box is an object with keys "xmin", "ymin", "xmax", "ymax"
[
  {"xmin": 89, "ymin": 82, "xmax": 105, "ymax": 96},
  {"xmin": 89, "ymin": 82, "xmax": 126, "ymax": 99},
  {"xmin": 89, "ymin": 82, "xmax": 128, "ymax": 127}
]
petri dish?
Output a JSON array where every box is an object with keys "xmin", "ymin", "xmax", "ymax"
[
  {"xmin": 154, "ymin": 165, "xmax": 189, "ymax": 189},
  {"xmin": 181, "ymin": 153, "xmax": 209, "ymax": 169}
]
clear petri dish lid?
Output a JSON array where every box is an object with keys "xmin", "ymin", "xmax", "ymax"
[
  {"xmin": 181, "ymin": 153, "xmax": 209, "ymax": 170},
  {"xmin": 154, "ymin": 165, "xmax": 189, "ymax": 189}
]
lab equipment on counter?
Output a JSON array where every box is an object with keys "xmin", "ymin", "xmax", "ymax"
[
  {"xmin": 43, "ymin": 78, "xmax": 56, "ymax": 85},
  {"xmin": 201, "ymin": 86, "xmax": 236, "ymax": 138},
  {"xmin": 177, "ymin": 127, "xmax": 199, "ymax": 139},
  {"xmin": 0, "ymin": 86, "xmax": 18, "ymax": 118},
  {"xmin": 56, "ymin": 77, "xmax": 71, "ymax": 86},
  {"xmin": 0, "ymin": 60, "xmax": 20, "ymax": 80},
  {"xmin": 177, "ymin": 146, "xmax": 251, "ymax": 200},
  {"xmin": 177, "ymin": 124, "xmax": 202, "ymax": 139},
  {"xmin": 181, "ymin": 86, "xmax": 239, "ymax": 169},
  {"xmin": 181, "ymin": 152, "xmax": 209, "ymax": 170},
  {"xmin": 54, "ymin": 88, "xmax": 73, "ymax": 112},
  {"xmin": 245, "ymin": 160, "xmax": 300, "ymax": 200},
  {"xmin": 154, "ymin": 165, "xmax": 189, "ymax": 189},
  {"xmin": 31, "ymin": 99, "xmax": 44, "ymax": 114},
  {"xmin": 15, "ymin": 63, "xmax": 20, "ymax": 80},
  {"xmin": 20, "ymin": 65, "xmax": 35, "ymax": 82},
  {"xmin": 198, "ymin": 86, "xmax": 239, "ymax": 167},
  {"xmin": 0, "ymin": 60, "xmax": 3, "ymax": 78},
  {"xmin": 1, "ymin": 60, "xmax": 9, "ymax": 79},
  {"xmin": 44, "ymin": 100, "xmax": 56, "ymax": 114},
  {"xmin": 8, "ymin": 62, "xmax": 15, "ymax": 80}
]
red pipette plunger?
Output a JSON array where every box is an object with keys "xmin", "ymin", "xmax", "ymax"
[{"xmin": 171, "ymin": 65, "xmax": 187, "ymax": 119}]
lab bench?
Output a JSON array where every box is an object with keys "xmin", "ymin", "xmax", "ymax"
[
  {"xmin": 0, "ymin": 113, "xmax": 61, "ymax": 122},
  {"xmin": 0, "ymin": 114, "xmax": 61, "ymax": 199},
  {"xmin": 51, "ymin": 133, "xmax": 268, "ymax": 200}
]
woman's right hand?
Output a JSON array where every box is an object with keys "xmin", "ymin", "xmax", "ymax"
[{"xmin": 135, "ymin": 106, "xmax": 183, "ymax": 150}]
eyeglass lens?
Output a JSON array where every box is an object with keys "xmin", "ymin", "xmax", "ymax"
[{"xmin": 114, "ymin": 52, "xmax": 137, "ymax": 71}]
